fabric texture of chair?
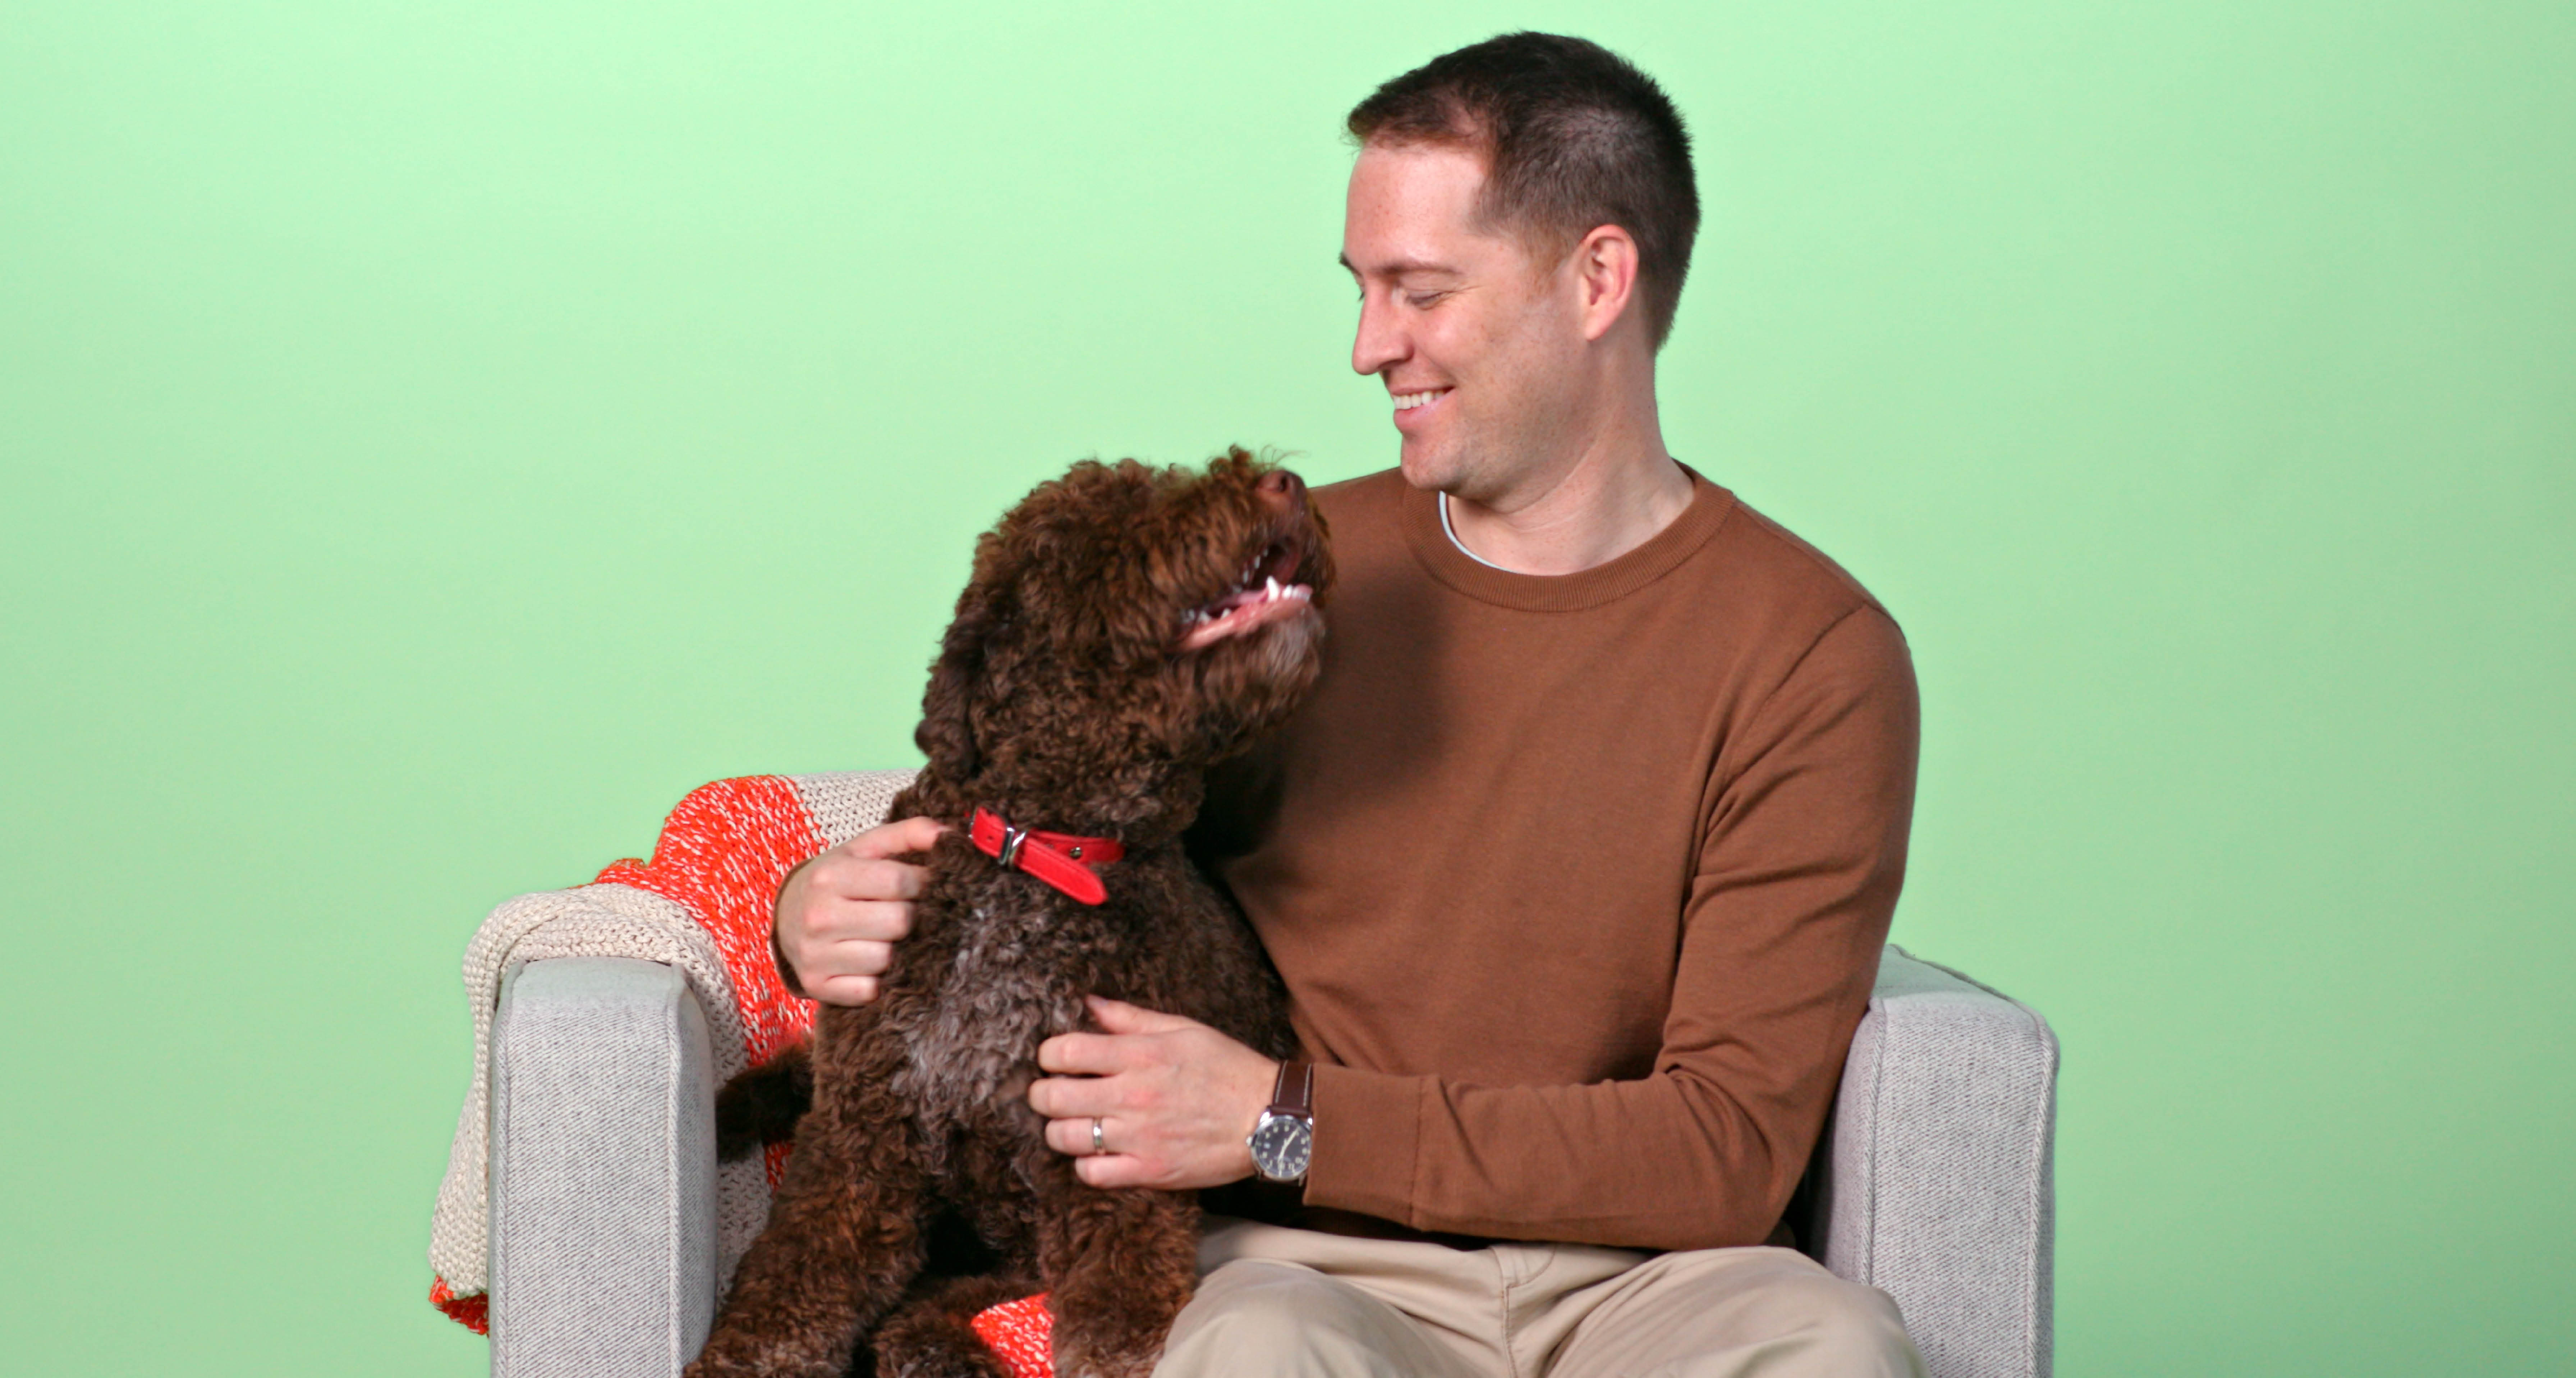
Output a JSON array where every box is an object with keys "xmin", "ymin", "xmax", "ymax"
[
  {"xmin": 490, "ymin": 957, "xmax": 720, "ymax": 1378},
  {"xmin": 1819, "ymin": 947, "xmax": 2059, "ymax": 1378}
]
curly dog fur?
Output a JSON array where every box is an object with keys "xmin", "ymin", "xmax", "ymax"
[{"xmin": 687, "ymin": 449, "xmax": 1334, "ymax": 1378}]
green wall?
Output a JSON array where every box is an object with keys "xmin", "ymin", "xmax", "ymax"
[{"xmin": 4, "ymin": 2, "xmax": 2567, "ymax": 1373}]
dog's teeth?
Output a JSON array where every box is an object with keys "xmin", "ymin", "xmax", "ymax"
[{"xmin": 1264, "ymin": 576, "xmax": 1281, "ymax": 601}]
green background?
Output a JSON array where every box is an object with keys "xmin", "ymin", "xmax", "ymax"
[{"xmin": 4, "ymin": 1, "xmax": 2568, "ymax": 1372}]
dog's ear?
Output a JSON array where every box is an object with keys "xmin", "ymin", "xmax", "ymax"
[{"xmin": 915, "ymin": 574, "xmax": 1007, "ymax": 784}]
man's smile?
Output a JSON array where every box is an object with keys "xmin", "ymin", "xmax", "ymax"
[{"xmin": 1392, "ymin": 387, "xmax": 1450, "ymax": 412}]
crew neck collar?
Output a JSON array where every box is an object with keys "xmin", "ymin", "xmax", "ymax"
[
  {"xmin": 1437, "ymin": 493, "xmax": 1515, "ymax": 571},
  {"xmin": 1401, "ymin": 467, "xmax": 1737, "ymax": 612}
]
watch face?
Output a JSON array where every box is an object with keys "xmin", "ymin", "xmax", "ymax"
[{"xmin": 1249, "ymin": 1113, "xmax": 1312, "ymax": 1182}]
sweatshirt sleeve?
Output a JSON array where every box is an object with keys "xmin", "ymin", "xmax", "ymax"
[{"xmin": 1298, "ymin": 606, "xmax": 1920, "ymax": 1250}]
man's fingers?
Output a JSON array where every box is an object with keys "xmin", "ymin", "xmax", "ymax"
[
  {"xmin": 797, "ymin": 935, "xmax": 895, "ymax": 979},
  {"xmin": 1043, "ymin": 1113, "xmax": 1115, "ymax": 1158},
  {"xmin": 844, "ymin": 815, "xmax": 945, "ymax": 862},
  {"xmin": 803, "ymin": 897, "xmax": 913, "ymax": 944},
  {"xmin": 813, "ymin": 856, "xmax": 927, "ymax": 905},
  {"xmin": 1072, "ymin": 1153, "xmax": 1152, "ymax": 1190},
  {"xmin": 1035, "ymin": 1031, "xmax": 1137, "ymax": 1077},
  {"xmin": 1042, "ymin": 1116, "xmax": 1163, "ymax": 1189},
  {"xmin": 773, "ymin": 821, "xmax": 934, "ymax": 1010},
  {"xmin": 1026, "ymin": 1070, "xmax": 1133, "ymax": 1119},
  {"xmin": 805, "ymin": 973, "xmax": 879, "ymax": 1005},
  {"xmin": 1085, "ymin": 996, "xmax": 1197, "ymax": 1035}
]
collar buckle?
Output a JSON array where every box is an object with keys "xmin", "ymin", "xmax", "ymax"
[{"xmin": 967, "ymin": 806, "xmax": 1126, "ymax": 906}]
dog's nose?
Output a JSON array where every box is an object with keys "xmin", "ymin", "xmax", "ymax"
[{"xmin": 1256, "ymin": 467, "xmax": 1305, "ymax": 513}]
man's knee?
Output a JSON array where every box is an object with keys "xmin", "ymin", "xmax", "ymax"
[
  {"xmin": 1564, "ymin": 1249, "xmax": 1925, "ymax": 1378},
  {"xmin": 1691, "ymin": 1262, "xmax": 1923, "ymax": 1378},
  {"xmin": 1155, "ymin": 1260, "xmax": 1434, "ymax": 1378},
  {"xmin": 1770, "ymin": 1271, "xmax": 1922, "ymax": 1377},
  {"xmin": 1165, "ymin": 1262, "xmax": 1331, "ymax": 1353}
]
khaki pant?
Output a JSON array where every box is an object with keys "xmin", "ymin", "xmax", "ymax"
[{"xmin": 1154, "ymin": 1218, "xmax": 1925, "ymax": 1378}]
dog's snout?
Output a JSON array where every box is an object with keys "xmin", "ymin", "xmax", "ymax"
[{"xmin": 1256, "ymin": 467, "xmax": 1305, "ymax": 512}]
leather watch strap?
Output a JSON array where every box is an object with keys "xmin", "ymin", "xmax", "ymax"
[{"xmin": 1268, "ymin": 1060, "xmax": 1313, "ymax": 1116}]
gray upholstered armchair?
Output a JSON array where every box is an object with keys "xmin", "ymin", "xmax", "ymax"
[
  {"xmin": 472, "ymin": 771, "xmax": 2056, "ymax": 1378},
  {"xmin": 484, "ymin": 948, "xmax": 2054, "ymax": 1377}
]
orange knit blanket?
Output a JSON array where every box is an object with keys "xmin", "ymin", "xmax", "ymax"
[{"xmin": 428, "ymin": 773, "xmax": 1050, "ymax": 1377}]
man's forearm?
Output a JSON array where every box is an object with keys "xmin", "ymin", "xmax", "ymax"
[{"xmin": 1302, "ymin": 1051, "xmax": 1849, "ymax": 1251}]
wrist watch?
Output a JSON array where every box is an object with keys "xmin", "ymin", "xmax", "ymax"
[{"xmin": 1246, "ymin": 1060, "xmax": 1314, "ymax": 1184}]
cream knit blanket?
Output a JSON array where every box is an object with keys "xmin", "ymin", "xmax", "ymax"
[{"xmin": 427, "ymin": 769, "xmax": 915, "ymax": 1329}]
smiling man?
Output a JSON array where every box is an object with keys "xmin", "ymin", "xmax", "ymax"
[{"xmin": 776, "ymin": 32, "xmax": 1927, "ymax": 1377}]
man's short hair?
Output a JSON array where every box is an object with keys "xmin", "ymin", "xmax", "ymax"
[{"xmin": 1348, "ymin": 32, "xmax": 1700, "ymax": 349}]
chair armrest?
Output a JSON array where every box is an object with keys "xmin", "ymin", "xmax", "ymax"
[
  {"xmin": 490, "ymin": 957, "xmax": 719, "ymax": 1378},
  {"xmin": 1820, "ymin": 945, "xmax": 2059, "ymax": 1378}
]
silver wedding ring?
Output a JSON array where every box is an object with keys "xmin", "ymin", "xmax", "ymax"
[{"xmin": 1090, "ymin": 1117, "xmax": 1106, "ymax": 1155}]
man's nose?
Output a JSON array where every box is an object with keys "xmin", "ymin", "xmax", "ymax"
[
  {"xmin": 1256, "ymin": 467, "xmax": 1305, "ymax": 513},
  {"xmin": 1351, "ymin": 294, "xmax": 1405, "ymax": 377}
]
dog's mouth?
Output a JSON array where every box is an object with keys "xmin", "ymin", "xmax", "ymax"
[{"xmin": 1178, "ymin": 535, "xmax": 1318, "ymax": 652}]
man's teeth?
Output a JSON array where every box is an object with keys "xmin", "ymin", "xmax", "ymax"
[{"xmin": 1393, "ymin": 390, "xmax": 1443, "ymax": 411}]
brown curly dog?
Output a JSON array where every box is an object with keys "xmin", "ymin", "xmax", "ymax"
[{"xmin": 686, "ymin": 448, "xmax": 1333, "ymax": 1378}]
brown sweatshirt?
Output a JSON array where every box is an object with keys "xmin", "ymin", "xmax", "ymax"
[{"xmin": 1190, "ymin": 467, "xmax": 1919, "ymax": 1251}]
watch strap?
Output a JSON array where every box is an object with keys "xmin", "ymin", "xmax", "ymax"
[{"xmin": 1267, "ymin": 1060, "xmax": 1313, "ymax": 1117}]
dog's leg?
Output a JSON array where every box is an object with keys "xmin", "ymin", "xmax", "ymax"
[
  {"xmin": 687, "ymin": 1036, "xmax": 928, "ymax": 1378},
  {"xmin": 1033, "ymin": 1179, "xmax": 1202, "ymax": 1378},
  {"xmin": 870, "ymin": 1272, "xmax": 1037, "ymax": 1378},
  {"xmin": 715, "ymin": 1040, "xmax": 814, "ymax": 1161}
]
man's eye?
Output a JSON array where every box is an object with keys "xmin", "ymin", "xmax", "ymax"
[{"xmin": 1405, "ymin": 291, "xmax": 1445, "ymax": 308}]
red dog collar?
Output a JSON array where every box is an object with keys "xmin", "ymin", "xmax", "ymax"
[{"xmin": 968, "ymin": 807, "xmax": 1125, "ymax": 906}]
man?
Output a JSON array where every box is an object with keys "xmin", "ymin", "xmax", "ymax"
[{"xmin": 777, "ymin": 33, "xmax": 1927, "ymax": 1377}]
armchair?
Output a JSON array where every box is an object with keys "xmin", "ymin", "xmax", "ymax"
[{"xmin": 466, "ymin": 774, "xmax": 2058, "ymax": 1378}]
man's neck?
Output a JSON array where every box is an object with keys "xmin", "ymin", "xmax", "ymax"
[{"xmin": 1443, "ymin": 430, "xmax": 1695, "ymax": 576}]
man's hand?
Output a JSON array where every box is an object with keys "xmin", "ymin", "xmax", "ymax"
[
  {"xmin": 773, "ymin": 815, "xmax": 943, "ymax": 1006},
  {"xmin": 1029, "ymin": 997, "xmax": 1280, "ymax": 1190}
]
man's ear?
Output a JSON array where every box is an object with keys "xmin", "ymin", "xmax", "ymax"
[
  {"xmin": 1572, "ymin": 223, "xmax": 1640, "ymax": 343},
  {"xmin": 915, "ymin": 576, "xmax": 1008, "ymax": 783}
]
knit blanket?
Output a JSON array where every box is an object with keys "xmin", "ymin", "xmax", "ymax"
[
  {"xmin": 431, "ymin": 768, "xmax": 1061, "ymax": 1375},
  {"xmin": 428, "ymin": 769, "xmax": 911, "ymax": 1331}
]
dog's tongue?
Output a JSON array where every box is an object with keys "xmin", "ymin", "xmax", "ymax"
[{"xmin": 1180, "ymin": 579, "xmax": 1313, "ymax": 651}]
